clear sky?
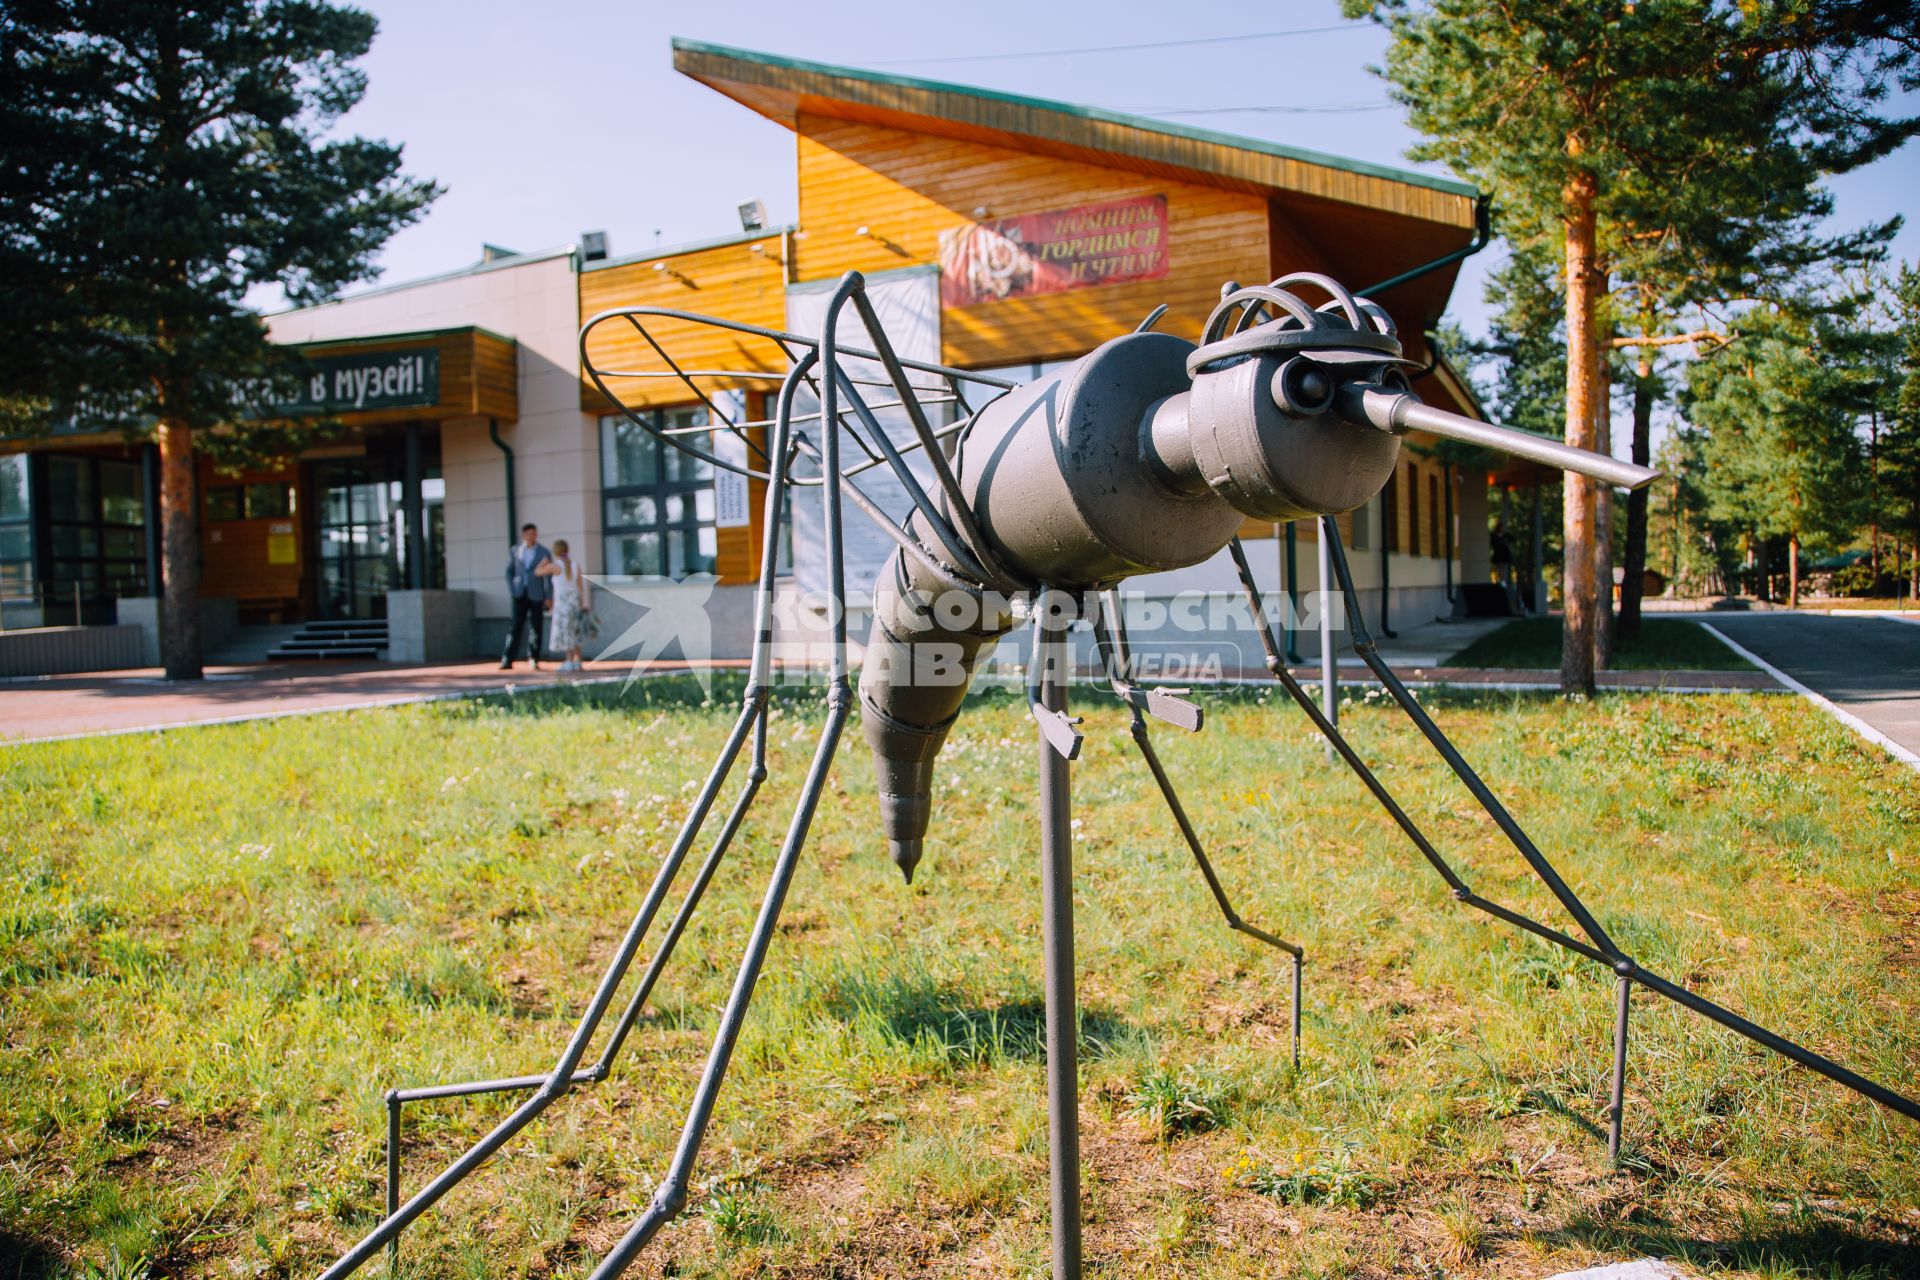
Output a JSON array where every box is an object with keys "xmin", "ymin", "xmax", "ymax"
[{"xmin": 321, "ymin": 0, "xmax": 1919, "ymax": 352}]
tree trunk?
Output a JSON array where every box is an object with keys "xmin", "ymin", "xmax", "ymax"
[
  {"xmin": 1560, "ymin": 167, "xmax": 1601, "ymax": 697},
  {"xmin": 1619, "ymin": 352, "xmax": 1653, "ymax": 637},
  {"xmin": 1788, "ymin": 534, "xmax": 1800, "ymax": 610},
  {"xmin": 157, "ymin": 418, "xmax": 202, "ymax": 680},
  {"xmin": 1868, "ymin": 411, "xmax": 1880, "ymax": 585}
]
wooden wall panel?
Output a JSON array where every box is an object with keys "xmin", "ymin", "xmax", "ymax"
[
  {"xmin": 713, "ymin": 409, "xmax": 770, "ymax": 586},
  {"xmin": 794, "ymin": 115, "xmax": 1272, "ymax": 364},
  {"xmin": 580, "ymin": 243, "xmax": 788, "ymax": 411},
  {"xmin": 197, "ymin": 456, "xmax": 303, "ymax": 607},
  {"xmin": 471, "ymin": 331, "xmax": 519, "ymax": 421}
]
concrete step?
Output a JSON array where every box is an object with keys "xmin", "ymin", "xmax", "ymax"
[
  {"xmin": 209, "ymin": 624, "xmax": 304, "ymax": 666},
  {"xmin": 266, "ymin": 646, "xmax": 385, "ymax": 661}
]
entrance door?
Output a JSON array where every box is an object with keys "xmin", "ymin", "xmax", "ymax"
[{"xmin": 313, "ymin": 459, "xmax": 400, "ymax": 619}]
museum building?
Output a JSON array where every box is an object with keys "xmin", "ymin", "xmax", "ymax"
[{"xmin": 0, "ymin": 40, "xmax": 1541, "ymax": 672}]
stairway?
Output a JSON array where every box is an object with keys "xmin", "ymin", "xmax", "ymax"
[
  {"xmin": 210, "ymin": 624, "xmax": 303, "ymax": 666},
  {"xmin": 266, "ymin": 618, "xmax": 390, "ymax": 662}
]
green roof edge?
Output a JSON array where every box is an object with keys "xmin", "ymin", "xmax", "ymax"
[
  {"xmin": 281, "ymin": 324, "xmax": 519, "ymax": 352},
  {"xmin": 671, "ymin": 37, "xmax": 1479, "ymax": 202}
]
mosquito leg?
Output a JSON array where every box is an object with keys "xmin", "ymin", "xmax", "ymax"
[
  {"xmin": 587, "ymin": 686, "xmax": 852, "ymax": 1276},
  {"xmin": 1094, "ymin": 595, "xmax": 1306, "ymax": 1066},
  {"xmin": 319, "ymin": 696, "xmax": 765, "ymax": 1280},
  {"xmin": 587, "ymin": 271, "xmax": 869, "ymax": 1279}
]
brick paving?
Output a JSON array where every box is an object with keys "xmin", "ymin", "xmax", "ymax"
[{"xmin": 0, "ymin": 659, "xmax": 747, "ymax": 744}]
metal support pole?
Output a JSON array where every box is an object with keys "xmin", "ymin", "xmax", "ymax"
[
  {"xmin": 384, "ymin": 1092, "xmax": 401, "ymax": 1272},
  {"xmin": 1318, "ymin": 528, "xmax": 1336, "ymax": 759},
  {"xmin": 1291, "ymin": 953, "xmax": 1303, "ymax": 1070},
  {"xmin": 1037, "ymin": 599, "xmax": 1082, "ymax": 1280},
  {"xmin": 1609, "ymin": 972, "xmax": 1630, "ymax": 1161},
  {"xmin": 404, "ymin": 422, "xmax": 425, "ymax": 590},
  {"xmin": 1282, "ymin": 521, "xmax": 1303, "ymax": 665}
]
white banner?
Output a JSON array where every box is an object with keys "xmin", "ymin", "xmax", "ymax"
[{"xmin": 784, "ymin": 266, "xmax": 942, "ymax": 604}]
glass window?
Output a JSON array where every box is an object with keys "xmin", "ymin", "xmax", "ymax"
[
  {"xmin": 0, "ymin": 454, "xmax": 29, "ymax": 601},
  {"xmin": 600, "ymin": 407, "xmax": 718, "ymax": 579},
  {"xmin": 245, "ymin": 482, "xmax": 291, "ymax": 519},
  {"xmin": 207, "ymin": 486, "xmax": 243, "ymax": 521},
  {"xmin": 52, "ymin": 525, "xmax": 98, "ymax": 558},
  {"xmin": 602, "ymin": 418, "xmax": 660, "ymax": 487},
  {"xmin": 49, "ymin": 457, "xmax": 93, "ymax": 522},
  {"xmin": 100, "ymin": 462, "xmax": 144, "ymax": 526},
  {"xmin": 605, "ymin": 495, "xmax": 656, "ymax": 527},
  {"xmin": 0, "ymin": 454, "xmax": 28, "ymax": 522}
]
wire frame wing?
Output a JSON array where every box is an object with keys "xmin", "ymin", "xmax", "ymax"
[{"xmin": 580, "ymin": 273, "xmax": 1029, "ymax": 593}]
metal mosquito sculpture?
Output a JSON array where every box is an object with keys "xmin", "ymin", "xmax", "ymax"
[{"xmin": 318, "ymin": 271, "xmax": 1919, "ymax": 1280}]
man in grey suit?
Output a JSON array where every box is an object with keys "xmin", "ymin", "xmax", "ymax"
[{"xmin": 500, "ymin": 522, "xmax": 552, "ymax": 669}]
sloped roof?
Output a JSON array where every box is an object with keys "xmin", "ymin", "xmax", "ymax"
[{"xmin": 671, "ymin": 38, "xmax": 1482, "ymax": 335}]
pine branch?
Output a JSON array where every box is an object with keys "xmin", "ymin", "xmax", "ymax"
[{"xmin": 1611, "ymin": 330, "xmax": 1734, "ymax": 351}]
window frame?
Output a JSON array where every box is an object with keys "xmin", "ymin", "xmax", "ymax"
[
  {"xmin": 45, "ymin": 454, "xmax": 147, "ymax": 602},
  {"xmin": 0, "ymin": 453, "xmax": 33, "ymax": 604},
  {"xmin": 600, "ymin": 407, "xmax": 719, "ymax": 580}
]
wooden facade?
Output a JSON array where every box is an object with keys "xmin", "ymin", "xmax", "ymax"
[
  {"xmin": 580, "ymin": 237, "xmax": 789, "ymax": 412},
  {"xmin": 576, "ymin": 40, "xmax": 1491, "ymax": 585},
  {"xmin": 793, "ymin": 114, "xmax": 1273, "ymax": 362}
]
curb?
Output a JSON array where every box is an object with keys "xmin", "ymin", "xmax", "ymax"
[{"xmin": 1698, "ymin": 623, "xmax": 1920, "ymax": 773}]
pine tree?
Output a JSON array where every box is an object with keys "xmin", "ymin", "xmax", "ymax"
[
  {"xmin": 1345, "ymin": 0, "xmax": 1920, "ymax": 693},
  {"xmin": 1686, "ymin": 302, "xmax": 1867, "ymax": 607},
  {"xmin": 1888, "ymin": 263, "xmax": 1920, "ymax": 597},
  {"xmin": 0, "ymin": 1, "xmax": 438, "ymax": 678}
]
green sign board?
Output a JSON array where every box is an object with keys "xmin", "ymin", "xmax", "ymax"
[{"xmin": 257, "ymin": 347, "xmax": 440, "ymax": 417}]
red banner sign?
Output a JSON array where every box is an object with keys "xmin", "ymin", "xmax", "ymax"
[{"xmin": 938, "ymin": 194, "xmax": 1169, "ymax": 308}]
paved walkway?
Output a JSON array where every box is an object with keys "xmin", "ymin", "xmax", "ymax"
[
  {"xmin": 0, "ymin": 651, "xmax": 1780, "ymax": 745},
  {"xmin": 1698, "ymin": 612, "xmax": 1920, "ymax": 756},
  {"xmin": 0, "ymin": 659, "xmax": 739, "ymax": 744}
]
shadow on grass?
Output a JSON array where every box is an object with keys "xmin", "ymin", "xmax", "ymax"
[
  {"xmin": 824, "ymin": 969, "xmax": 1137, "ymax": 1068},
  {"xmin": 0, "ymin": 1233, "xmax": 61, "ymax": 1280},
  {"xmin": 1540, "ymin": 1208, "xmax": 1920, "ymax": 1279}
]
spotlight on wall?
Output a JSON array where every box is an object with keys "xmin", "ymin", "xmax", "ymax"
[
  {"xmin": 855, "ymin": 225, "xmax": 911, "ymax": 258},
  {"xmin": 738, "ymin": 198, "xmax": 769, "ymax": 233},
  {"xmin": 652, "ymin": 261, "xmax": 698, "ymax": 289},
  {"xmin": 749, "ymin": 241, "xmax": 786, "ymax": 267}
]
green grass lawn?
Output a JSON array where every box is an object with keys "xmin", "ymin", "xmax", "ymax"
[
  {"xmin": 3, "ymin": 678, "xmax": 1917, "ymax": 1279},
  {"xmin": 1446, "ymin": 617, "xmax": 1755, "ymax": 671}
]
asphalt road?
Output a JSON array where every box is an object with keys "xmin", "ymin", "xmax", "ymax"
[{"xmin": 1701, "ymin": 613, "xmax": 1920, "ymax": 755}]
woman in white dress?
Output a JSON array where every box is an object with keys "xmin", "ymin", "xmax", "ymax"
[{"xmin": 535, "ymin": 539, "xmax": 590, "ymax": 671}]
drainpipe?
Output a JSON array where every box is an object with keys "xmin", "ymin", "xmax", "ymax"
[
  {"xmin": 1358, "ymin": 194, "xmax": 1493, "ymax": 298},
  {"xmin": 1443, "ymin": 462, "xmax": 1455, "ymax": 607},
  {"xmin": 488, "ymin": 417, "xmax": 516, "ymax": 545},
  {"xmin": 1356, "ymin": 195, "xmax": 1493, "ymax": 637}
]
